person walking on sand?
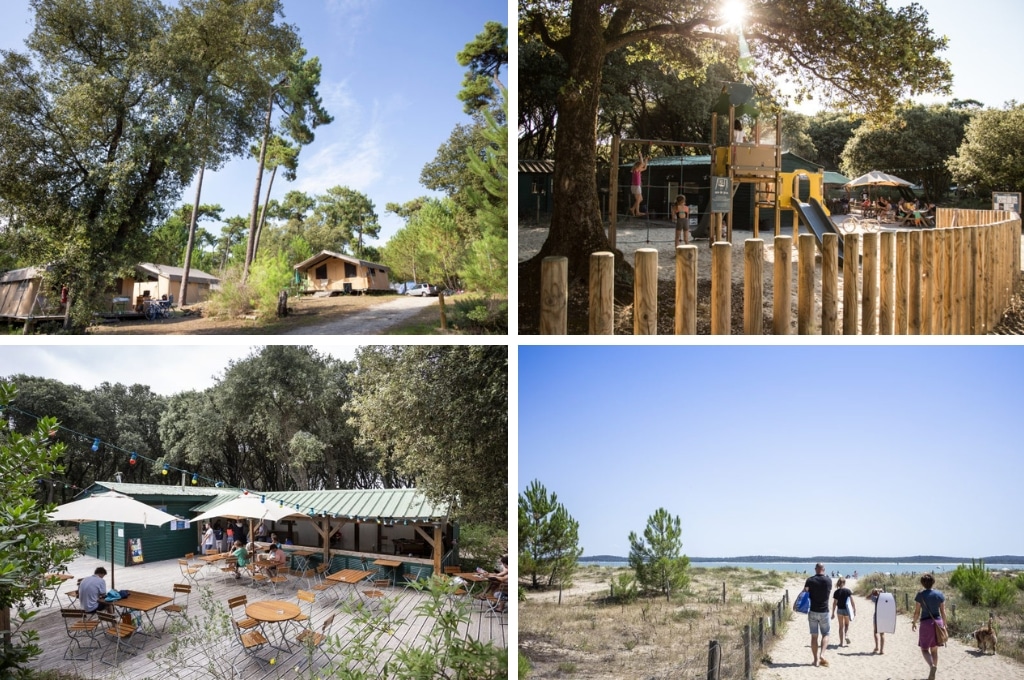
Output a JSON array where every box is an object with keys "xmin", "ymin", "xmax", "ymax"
[
  {"xmin": 868, "ymin": 588, "xmax": 886, "ymax": 654},
  {"xmin": 629, "ymin": 156, "xmax": 648, "ymax": 217},
  {"xmin": 831, "ymin": 577, "xmax": 856, "ymax": 646},
  {"xmin": 911, "ymin": 573, "xmax": 947, "ymax": 680},
  {"xmin": 800, "ymin": 563, "xmax": 833, "ymax": 666}
]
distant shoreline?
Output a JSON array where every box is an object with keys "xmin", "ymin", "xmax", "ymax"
[{"xmin": 580, "ymin": 554, "xmax": 1024, "ymax": 564}]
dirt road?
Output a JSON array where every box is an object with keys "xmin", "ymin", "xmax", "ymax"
[{"xmin": 284, "ymin": 294, "xmax": 437, "ymax": 335}]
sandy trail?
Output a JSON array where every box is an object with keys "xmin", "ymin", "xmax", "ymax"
[
  {"xmin": 760, "ymin": 578, "xmax": 1024, "ymax": 680},
  {"xmin": 283, "ymin": 295, "xmax": 436, "ymax": 335}
]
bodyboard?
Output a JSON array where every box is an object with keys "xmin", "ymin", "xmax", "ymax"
[
  {"xmin": 847, "ymin": 596, "xmax": 855, "ymax": 621},
  {"xmin": 876, "ymin": 592, "xmax": 897, "ymax": 634}
]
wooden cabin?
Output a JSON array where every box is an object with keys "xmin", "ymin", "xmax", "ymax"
[
  {"xmin": 0, "ymin": 265, "xmax": 61, "ymax": 320},
  {"xmin": 114, "ymin": 263, "xmax": 220, "ymax": 306},
  {"xmin": 294, "ymin": 250, "xmax": 391, "ymax": 294}
]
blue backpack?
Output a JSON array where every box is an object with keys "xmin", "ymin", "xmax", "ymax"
[{"xmin": 794, "ymin": 591, "xmax": 811, "ymax": 613}]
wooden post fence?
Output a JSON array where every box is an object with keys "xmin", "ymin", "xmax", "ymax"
[
  {"xmin": 538, "ymin": 210, "xmax": 1021, "ymax": 335},
  {"xmin": 707, "ymin": 640, "xmax": 721, "ymax": 680}
]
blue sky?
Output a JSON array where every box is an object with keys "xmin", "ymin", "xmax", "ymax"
[
  {"xmin": 0, "ymin": 0, "xmax": 507, "ymax": 253},
  {"xmin": 519, "ymin": 346, "xmax": 1024, "ymax": 559}
]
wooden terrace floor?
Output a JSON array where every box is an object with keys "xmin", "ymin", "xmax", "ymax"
[{"xmin": 22, "ymin": 554, "xmax": 507, "ymax": 679}]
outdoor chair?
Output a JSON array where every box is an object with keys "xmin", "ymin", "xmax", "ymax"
[
  {"xmin": 403, "ymin": 564, "xmax": 431, "ymax": 588},
  {"xmin": 246, "ymin": 562, "xmax": 269, "ymax": 588},
  {"xmin": 161, "ymin": 583, "xmax": 192, "ymax": 632},
  {"xmin": 297, "ymin": 565, "xmax": 319, "ymax": 589},
  {"xmin": 289, "ymin": 589, "xmax": 316, "ymax": 631},
  {"xmin": 61, "ymin": 608, "xmax": 101, "ymax": 660},
  {"xmin": 443, "ymin": 565, "xmax": 462, "ymax": 575},
  {"xmin": 484, "ymin": 583, "xmax": 508, "ymax": 617},
  {"xmin": 231, "ymin": 619, "xmax": 271, "ymax": 665},
  {"xmin": 220, "ymin": 556, "xmax": 238, "ymax": 582},
  {"xmin": 310, "ymin": 564, "xmax": 337, "ymax": 600},
  {"xmin": 97, "ymin": 611, "xmax": 140, "ymax": 667},
  {"xmin": 293, "ymin": 613, "xmax": 335, "ymax": 671},
  {"xmin": 62, "ymin": 577, "xmax": 85, "ymax": 609},
  {"xmin": 227, "ymin": 595, "xmax": 264, "ymax": 635},
  {"xmin": 178, "ymin": 558, "xmax": 202, "ymax": 587},
  {"xmin": 268, "ymin": 566, "xmax": 291, "ymax": 595}
]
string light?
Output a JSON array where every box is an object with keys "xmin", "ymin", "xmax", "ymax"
[
  {"xmin": 129, "ymin": 453, "xmax": 137, "ymax": 466},
  {"xmin": 161, "ymin": 463, "xmax": 169, "ymax": 476},
  {"xmin": 91, "ymin": 438, "xmax": 100, "ymax": 452},
  {"xmin": 191, "ymin": 473, "xmax": 198, "ymax": 485}
]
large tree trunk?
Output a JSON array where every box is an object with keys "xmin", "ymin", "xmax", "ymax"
[
  {"xmin": 180, "ymin": 161, "xmax": 204, "ymax": 306},
  {"xmin": 242, "ymin": 90, "xmax": 275, "ymax": 284},
  {"xmin": 519, "ymin": 0, "xmax": 631, "ymax": 332},
  {"xmin": 253, "ymin": 164, "xmax": 278, "ymax": 261}
]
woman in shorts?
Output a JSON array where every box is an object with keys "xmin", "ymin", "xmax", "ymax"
[{"xmin": 830, "ymin": 577, "xmax": 856, "ymax": 646}]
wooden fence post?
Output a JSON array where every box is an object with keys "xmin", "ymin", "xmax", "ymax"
[
  {"xmin": 773, "ymin": 236, "xmax": 792, "ymax": 334},
  {"xmin": 589, "ymin": 252, "xmax": 615, "ymax": 335},
  {"xmin": 797, "ymin": 233, "xmax": 816, "ymax": 334},
  {"xmin": 744, "ymin": 239, "xmax": 763, "ymax": 335},
  {"xmin": 967, "ymin": 227, "xmax": 978, "ymax": 334},
  {"xmin": 941, "ymin": 228, "xmax": 953, "ymax": 334},
  {"xmin": 909, "ymin": 230, "xmax": 922, "ymax": 334},
  {"xmin": 821, "ymin": 233, "xmax": 839, "ymax": 334},
  {"xmin": 861, "ymin": 231, "xmax": 879, "ymax": 335},
  {"xmin": 922, "ymin": 229, "xmax": 935, "ymax": 334},
  {"xmin": 896, "ymin": 231, "xmax": 909, "ymax": 334},
  {"xmin": 722, "ymin": 582, "xmax": 727, "ymax": 603},
  {"xmin": 759, "ymin": 616, "xmax": 765, "ymax": 651},
  {"xmin": 771, "ymin": 608, "xmax": 777, "ymax": 636},
  {"xmin": 707, "ymin": 640, "xmax": 721, "ymax": 680},
  {"xmin": 880, "ymin": 232, "xmax": 896, "ymax": 334},
  {"xmin": 843, "ymin": 233, "xmax": 860, "ymax": 334},
  {"xmin": 676, "ymin": 245, "xmax": 698, "ymax": 335},
  {"xmin": 540, "ymin": 256, "xmax": 567, "ymax": 334},
  {"xmin": 744, "ymin": 624, "xmax": 753, "ymax": 680},
  {"xmin": 712, "ymin": 242, "xmax": 731, "ymax": 335},
  {"xmin": 634, "ymin": 248, "xmax": 658, "ymax": 334}
]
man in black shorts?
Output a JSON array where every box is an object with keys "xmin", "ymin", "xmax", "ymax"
[{"xmin": 802, "ymin": 562, "xmax": 833, "ymax": 666}]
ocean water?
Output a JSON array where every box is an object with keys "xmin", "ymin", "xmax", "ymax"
[{"xmin": 579, "ymin": 560, "xmax": 1022, "ymax": 576}]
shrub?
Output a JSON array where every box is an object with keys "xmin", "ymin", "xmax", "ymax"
[
  {"xmin": 518, "ymin": 650, "xmax": 532, "ymax": 679},
  {"xmin": 949, "ymin": 560, "xmax": 1017, "ymax": 607},
  {"xmin": 448, "ymin": 297, "xmax": 508, "ymax": 333},
  {"xmin": 205, "ymin": 267, "xmax": 252, "ymax": 318},
  {"xmin": 610, "ymin": 571, "xmax": 639, "ymax": 604},
  {"xmin": 1015, "ymin": 573, "xmax": 1024, "ymax": 591},
  {"xmin": 248, "ymin": 251, "xmax": 296, "ymax": 318},
  {"xmin": 985, "ymin": 577, "xmax": 1018, "ymax": 608}
]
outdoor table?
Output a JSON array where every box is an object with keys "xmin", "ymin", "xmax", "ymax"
[
  {"xmin": 44, "ymin": 573, "xmax": 74, "ymax": 606},
  {"xmin": 108, "ymin": 591, "xmax": 172, "ymax": 639},
  {"xmin": 245, "ymin": 599, "xmax": 300, "ymax": 651},
  {"xmin": 454, "ymin": 572, "xmax": 491, "ymax": 600},
  {"xmin": 288, "ymin": 549, "xmax": 317, "ymax": 573},
  {"xmin": 373, "ymin": 558, "xmax": 402, "ymax": 586},
  {"xmin": 325, "ymin": 568, "xmax": 375, "ymax": 602}
]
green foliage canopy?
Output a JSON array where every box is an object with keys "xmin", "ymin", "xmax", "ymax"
[
  {"xmin": 628, "ymin": 507, "xmax": 690, "ymax": 599},
  {"xmin": 518, "ymin": 479, "xmax": 582, "ymax": 590},
  {"xmin": 948, "ymin": 103, "xmax": 1024, "ymax": 195}
]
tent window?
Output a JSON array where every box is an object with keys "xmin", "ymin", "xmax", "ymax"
[
  {"xmin": 314, "ymin": 264, "xmax": 328, "ymax": 280},
  {"xmin": 344, "ymin": 263, "xmax": 357, "ymax": 278}
]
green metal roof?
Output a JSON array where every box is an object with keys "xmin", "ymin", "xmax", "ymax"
[
  {"xmin": 93, "ymin": 481, "xmax": 234, "ymax": 499},
  {"xmin": 824, "ymin": 171, "xmax": 851, "ymax": 185},
  {"xmin": 190, "ymin": 488, "xmax": 450, "ymax": 522}
]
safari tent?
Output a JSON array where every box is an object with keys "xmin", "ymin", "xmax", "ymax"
[
  {"xmin": 0, "ymin": 265, "xmax": 58, "ymax": 320},
  {"xmin": 114, "ymin": 263, "xmax": 220, "ymax": 304},
  {"xmin": 294, "ymin": 250, "xmax": 391, "ymax": 294}
]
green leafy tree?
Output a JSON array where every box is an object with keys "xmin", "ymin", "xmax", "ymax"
[
  {"xmin": 252, "ymin": 134, "xmax": 301, "ymax": 258},
  {"xmin": 421, "ymin": 122, "xmax": 493, "ymax": 213},
  {"xmin": 0, "ymin": 381, "xmax": 77, "ymax": 672},
  {"xmin": 464, "ymin": 90, "xmax": 509, "ymax": 296},
  {"xmin": 628, "ymin": 507, "xmax": 690, "ymax": 599},
  {"xmin": 948, "ymin": 103, "xmax": 1024, "ymax": 195},
  {"xmin": 306, "ymin": 186, "xmax": 381, "ymax": 257},
  {"xmin": 781, "ymin": 111, "xmax": 817, "ymax": 160},
  {"xmin": 242, "ymin": 47, "xmax": 333, "ymax": 282},
  {"xmin": 0, "ymin": 0, "xmax": 307, "ymax": 325},
  {"xmin": 347, "ymin": 346, "xmax": 508, "ymax": 527},
  {"xmin": 456, "ymin": 21, "xmax": 507, "ymax": 116},
  {"xmin": 517, "ymin": 0, "xmax": 953, "ymax": 330},
  {"xmin": 148, "ymin": 204, "xmax": 224, "ymax": 268},
  {"xmin": 518, "ymin": 480, "xmax": 582, "ymax": 590},
  {"xmin": 807, "ymin": 112, "xmax": 864, "ymax": 172},
  {"xmin": 842, "ymin": 104, "xmax": 970, "ymax": 201}
]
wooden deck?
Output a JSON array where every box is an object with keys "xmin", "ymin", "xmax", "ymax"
[{"xmin": 22, "ymin": 554, "xmax": 506, "ymax": 679}]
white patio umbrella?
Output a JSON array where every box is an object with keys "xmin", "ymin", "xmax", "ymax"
[
  {"xmin": 845, "ymin": 170, "xmax": 912, "ymax": 188},
  {"xmin": 50, "ymin": 491, "xmax": 179, "ymax": 587},
  {"xmin": 192, "ymin": 493, "xmax": 308, "ymax": 549}
]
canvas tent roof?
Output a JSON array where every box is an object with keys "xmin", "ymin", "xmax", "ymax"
[
  {"xmin": 135, "ymin": 263, "xmax": 219, "ymax": 285},
  {"xmin": 293, "ymin": 250, "xmax": 391, "ymax": 272}
]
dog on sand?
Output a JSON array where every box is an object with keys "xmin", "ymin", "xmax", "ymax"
[{"xmin": 973, "ymin": 618, "xmax": 997, "ymax": 654}]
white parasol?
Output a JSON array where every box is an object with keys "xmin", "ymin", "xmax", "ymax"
[
  {"xmin": 192, "ymin": 493, "xmax": 308, "ymax": 549},
  {"xmin": 50, "ymin": 491, "xmax": 178, "ymax": 587},
  {"xmin": 845, "ymin": 170, "xmax": 912, "ymax": 188}
]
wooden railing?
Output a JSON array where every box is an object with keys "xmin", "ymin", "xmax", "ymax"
[{"xmin": 540, "ymin": 209, "xmax": 1021, "ymax": 335}]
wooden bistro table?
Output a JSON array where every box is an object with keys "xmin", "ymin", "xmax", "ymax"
[
  {"xmin": 325, "ymin": 569, "xmax": 375, "ymax": 603},
  {"xmin": 43, "ymin": 573, "xmax": 75, "ymax": 607},
  {"xmin": 288, "ymin": 549, "xmax": 317, "ymax": 573},
  {"xmin": 109, "ymin": 591, "xmax": 173, "ymax": 639},
  {"xmin": 372, "ymin": 558, "xmax": 403, "ymax": 587},
  {"xmin": 454, "ymin": 572, "xmax": 491, "ymax": 601},
  {"xmin": 245, "ymin": 599, "xmax": 300, "ymax": 650}
]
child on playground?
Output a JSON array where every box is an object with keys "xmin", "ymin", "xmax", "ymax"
[
  {"xmin": 673, "ymin": 195, "xmax": 691, "ymax": 247},
  {"xmin": 630, "ymin": 155, "xmax": 647, "ymax": 217}
]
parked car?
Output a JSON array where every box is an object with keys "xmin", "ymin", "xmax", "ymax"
[{"xmin": 404, "ymin": 283, "xmax": 438, "ymax": 297}]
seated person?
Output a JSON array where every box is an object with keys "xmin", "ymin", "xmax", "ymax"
[
  {"xmin": 266, "ymin": 544, "xmax": 288, "ymax": 576},
  {"xmin": 78, "ymin": 566, "xmax": 111, "ymax": 615},
  {"xmin": 485, "ymin": 555, "xmax": 509, "ymax": 612},
  {"xmin": 231, "ymin": 540, "xmax": 249, "ymax": 579},
  {"xmin": 875, "ymin": 197, "xmax": 890, "ymax": 218}
]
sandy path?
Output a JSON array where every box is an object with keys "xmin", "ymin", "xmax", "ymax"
[
  {"xmin": 760, "ymin": 579, "xmax": 1024, "ymax": 680},
  {"xmin": 283, "ymin": 295, "xmax": 436, "ymax": 335}
]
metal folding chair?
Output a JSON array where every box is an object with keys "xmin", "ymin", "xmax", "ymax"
[
  {"xmin": 161, "ymin": 583, "xmax": 192, "ymax": 632},
  {"xmin": 61, "ymin": 608, "xmax": 101, "ymax": 660}
]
